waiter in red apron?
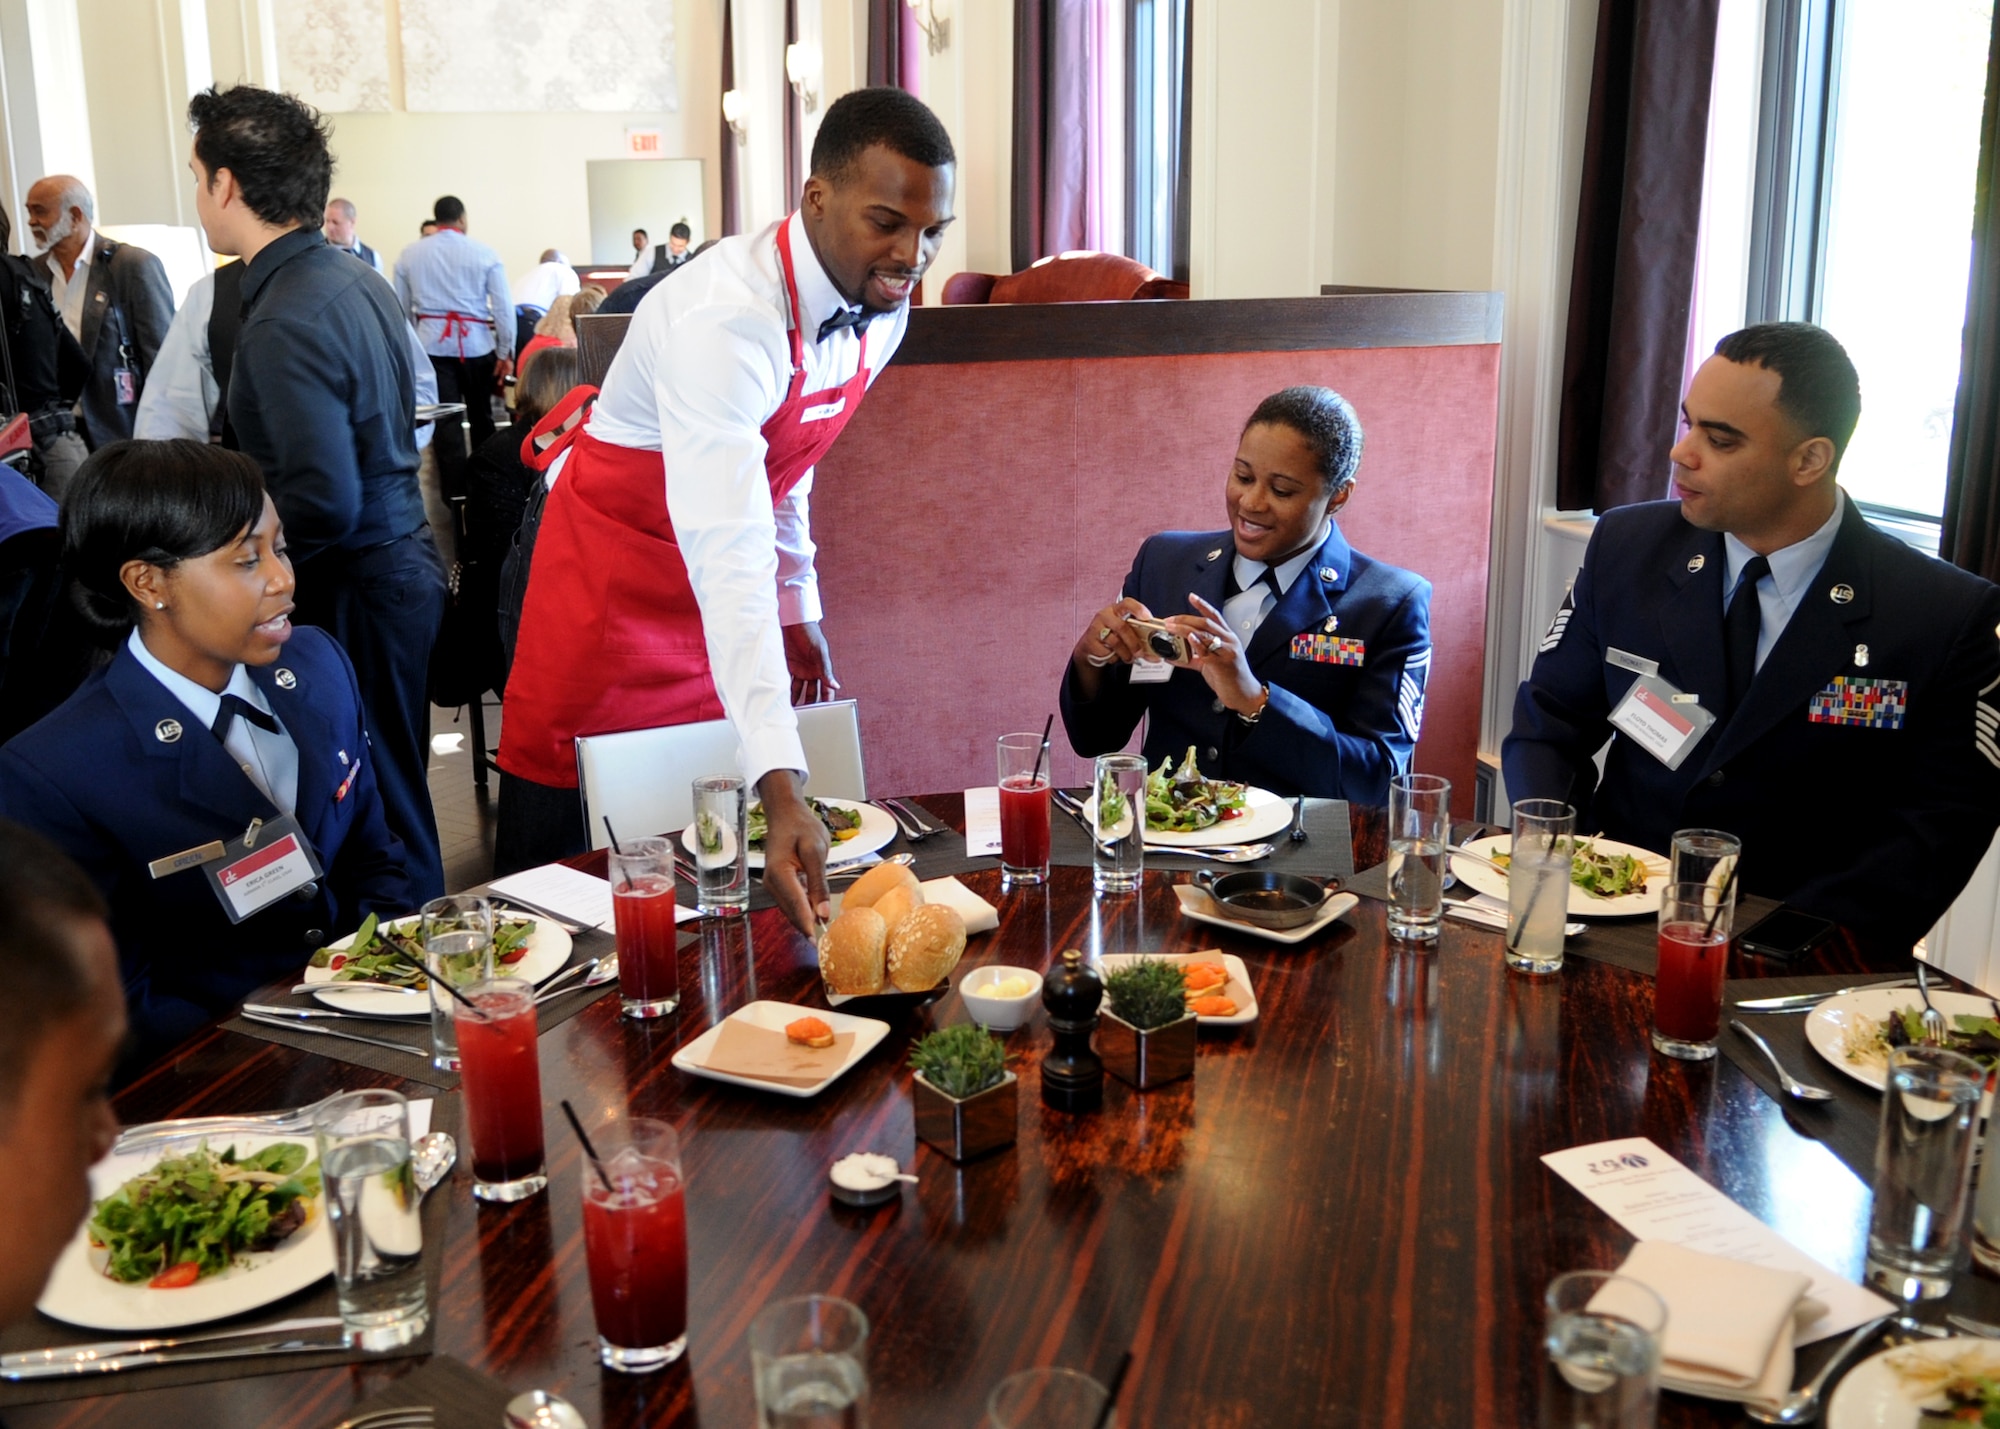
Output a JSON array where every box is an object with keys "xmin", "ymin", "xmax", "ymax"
[{"xmin": 498, "ymin": 88, "xmax": 956, "ymax": 936}]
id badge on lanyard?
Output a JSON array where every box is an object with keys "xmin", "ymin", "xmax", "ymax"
[
  {"xmin": 198, "ymin": 814, "xmax": 325, "ymax": 924},
  {"xmin": 1609, "ymin": 671, "xmax": 1717, "ymax": 770}
]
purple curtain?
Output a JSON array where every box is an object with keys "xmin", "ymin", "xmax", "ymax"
[
  {"xmin": 1555, "ymin": 0, "xmax": 1724, "ymax": 512},
  {"xmin": 868, "ymin": 0, "xmax": 922, "ymax": 93},
  {"xmin": 720, "ymin": 0, "xmax": 741, "ymax": 237},
  {"xmin": 1011, "ymin": 0, "xmax": 1048, "ymax": 271},
  {"xmin": 784, "ymin": 0, "xmax": 802, "ymax": 207},
  {"xmin": 1942, "ymin": 3, "xmax": 2000, "ymax": 583},
  {"xmin": 1014, "ymin": 0, "xmax": 1113, "ymax": 269}
]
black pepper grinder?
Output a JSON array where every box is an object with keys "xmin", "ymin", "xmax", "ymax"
[{"xmin": 1041, "ymin": 948, "xmax": 1104, "ymax": 1112}]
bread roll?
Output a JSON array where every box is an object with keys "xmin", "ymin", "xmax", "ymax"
[
  {"xmin": 886, "ymin": 903, "xmax": 967, "ymax": 993},
  {"xmin": 818, "ymin": 907, "xmax": 886, "ymax": 996},
  {"xmin": 843, "ymin": 861, "xmax": 919, "ymax": 909},
  {"xmin": 873, "ymin": 882, "xmax": 925, "ymax": 940}
]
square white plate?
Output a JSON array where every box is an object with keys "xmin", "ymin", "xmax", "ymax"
[
  {"xmin": 1172, "ymin": 883, "xmax": 1357, "ymax": 946},
  {"xmin": 671, "ymin": 1001, "xmax": 889, "ymax": 1098},
  {"xmin": 1097, "ymin": 951, "xmax": 1258, "ymax": 1026}
]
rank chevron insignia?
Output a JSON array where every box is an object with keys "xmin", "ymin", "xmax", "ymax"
[
  {"xmin": 1978, "ymin": 672, "xmax": 2000, "ymax": 771},
  {"xmin": 1539, "ymin": 589, "xmax": 1575, "ymax": 654},
  {"xmin": 1398, "ymin": 649, "xmax": 1432, "ymax": 740}
]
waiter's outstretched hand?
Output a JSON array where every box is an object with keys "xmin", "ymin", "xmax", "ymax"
[
  {"xmin": 758, "ymin": 769, "xmax": 831, "ymax": 939},
  {"xmin": 783, "ymin": 621, "xmax": 841, "ymax": 705}
]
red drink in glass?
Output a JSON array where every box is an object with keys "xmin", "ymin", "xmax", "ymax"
[
  {"xmin": 1000, "ymin": 775, "xmax": 1050, "ymax": 872},
  {"xmin": 612, "ymin": 872, "xmax": 680, "ymax": 1018},
  {"xmin": 1654, "ymin": 922, "xmax": 1729, "ymax": 1044},
  {"xmin": 458, "ymin": 981, "xmax": 547, "ymax": 1200},
  {"xmin": 583, "ymin": 1121, "xmax": 688, "ymax": 1372}
]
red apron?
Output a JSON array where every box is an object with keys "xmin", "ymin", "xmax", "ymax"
[{"xmin": 499, "ymin": 219, "xmax": 873, "ymax": 788}]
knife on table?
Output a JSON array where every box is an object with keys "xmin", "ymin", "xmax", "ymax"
[
  {"xmin": 1732, "ymin": 976, "xmax": 1921, "ymax": 1013},
  {"xmin": 239, "ymin": 1011, "xmax": 429, "ymax": 1058},
  {"xmin": 1, "ymin": 1317, "xmax": 347, "ymax": 1380}
]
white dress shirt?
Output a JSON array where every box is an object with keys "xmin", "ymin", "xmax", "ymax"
[
  {"xmin": 128, "ymin": 629, "xmax": 300, "ymax": 815},
  {"xmin": 135, "ymin": 268, "xmax": 440, "ymax": 449},
  {"xmin": 1721, "ymin": 490, "xmax": 1846, "ymax": 672},
  {"xmin": 514, "ymin": 260, "xmax": 581, "ymax": 312},
  {"xmin": 393, "ymin": 229, "xmax": 513, "ymax": 359},
  {"xmin": 627, "ymin": 246, "xmax": 655, "ymax": 279},
  {"xmin": 1221, "ymin": 520, "xmax": 1332, "ymax": 643},
  {"xmin": 44, "ymin": 239, "xmax": 93, "ymax": 341},
  {"xmin": 587, "ymin": 211, "xmax": 907, "ymax": 789}
]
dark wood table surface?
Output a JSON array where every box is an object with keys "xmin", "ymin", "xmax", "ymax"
[{"xmin": 15, "ymin": 799, "xmax": 1925, "ymax": 1428}]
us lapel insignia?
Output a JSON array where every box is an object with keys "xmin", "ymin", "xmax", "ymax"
[
  {"xmin": 1292, "ymin": 632, "xmax": 1365, "ymax": 666},
  {"xmin": 1853, "ymin": 643, "xmax": 1869, "ymax": 669},
  {"xmin": 1830, "ymin": 583, "xmax": 1855, "ymax": 605},
  {"xmin": 1322, "ymin": 615, "xmax": 1339, "ymax": 634},
  {"xmin": 1687, "ymin": 554, "xmax": 1705, "ymax": 573},
  {"xmin": 1319, "ymin": 566, "xmax": 1338, "ymax": 583},
  {"xmin": 154, "ymin": 718, "xmax": 182, "ymax": 744},
  {"xmin": 1205, "ymin": 548, "xmax": 1222, "ymax": 562},
  {"xmin": 1808, "ymin": 676, "xmax": 1906, "ymax": 729},
  {"xmin": 274, "ymin": 668, "xmax": 298, "ymax": 689},
  {"xmin": 338, "ymin": 749, "xmax": 350, "ymax": 767}
]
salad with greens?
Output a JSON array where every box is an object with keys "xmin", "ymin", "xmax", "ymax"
[
  {"xmin": 1489, "ymin": 839, "xmax": 1651, "ymax": 901},
  {"xmin": 88, "ymin": 1142, "xmax": 320, "ymax": 1288},
  {"xmin": 308, "ymin": 911, "xmax": 536, "ymax": 986},
  {"xmin": 744, "ymin": 797, "xmax": 863, "ymax": 849},
  {"xmin": 1144, "ymin": 747, "xmax": 1249, "ymax": 834}
]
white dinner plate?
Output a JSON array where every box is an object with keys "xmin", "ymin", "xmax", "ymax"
[
  {"xmin": 1805, "ymin": 987, "xmax": 2000, "ymax": 1107},
  {"xmin": 680, "ymin": 797, "xmax": 897, "ymax": 871},
  {"xmin": 1082, "ymin": 784, "xmax": 1293, "ymax": 848},
  {"xmin": 302, "ymin": 913, "xmax": 573, "ymax": 1017},
  {"xmin": 39, "ymin": 1131, "xmax": 334, "ymax": 1331},
  {"xmin": 1171, "ymin": 883, "xmax": 1359, "ymax": 946},
  {"xmin": 1097, "ymin": 951, "xmax": 1259, "ymax": 1026},
  {"xmin": 1828, "ymin": 1336, "xmax": 2000, "ymax": 1428},
  {"xmin": 1449, "ymin": 835, "xmax": 1668, "ymax": 918},
  {"xmin": 671, "ymin": 1000, "xmax": 889, "ymax": 1098}
]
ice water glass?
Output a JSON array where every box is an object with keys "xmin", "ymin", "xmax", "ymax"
[
  {"xmin": 583, "ymin": 1118, "xmax": 688, "ymax": 1372},
  {"xmin": 750, "ymin": 1294, "xmax": 870, "ymax": 1429},
  {"xmin": 997, "ymin": 733, "xmax": 1051, "ymax": 887},
  {"xmin": 458, "ymin": 978, "xmax": 547, "ymax": 1202},
  {"xmin": 691, "ymin": 775, "xmax": 750, "ymax": 915},
  {"xmin": 1867, "ymin": 1045, "xmax": 1984, "ymax": 1301},
  {"xmin": 987, "ymin": 1367, "xmax": 1115, "ymax": 1428},
  {"xmin": 1651, "ymin": 883, "xmax": 1733, "ymax": 1060},
  {"xmin": 611, "ymin": 836, "xmax": 680, "ymax": 1018},
  {"xmin": 1974, "ymin": 1118, "xmax": 2000, "ymax": 1273},
  {"xmin": 1506, "ymin": 800, "xmax": 1574, "ymax": 974},
  {"xmin": 1540, "ymin": 1271, "xmax": 1663, "ymax": 1429},
  {"xmin": 313, "ymin": 1089, "xmax": 427, "ymax": 1350},
  {"xmin": 1668, "ymin": 828, "xmax": 1740, "ymax": 894},
  {"xmin": 420, "ymin": 894, "xmax": 494, "ymax": 1072},
  {"xmin": 1387, "ymin": 773, "xmax": 1451, "ymax": 942},
  {"xmin": 1091, "ymin": 753, "xmax": 1146, "ymax": 894}
]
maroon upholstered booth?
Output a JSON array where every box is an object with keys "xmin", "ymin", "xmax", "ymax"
[
  {"xmin": 576, "ymin": 292, "xmax": 1501, "ymax": 799},
  {"xmin": 941, "ymin": 250, "xmax": 1191, "ymax": 305}
]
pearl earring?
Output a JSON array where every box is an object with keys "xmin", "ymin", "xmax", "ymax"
[{"xmin": 154, "ymin": 602, "xmax": 164, "ymax": 610}]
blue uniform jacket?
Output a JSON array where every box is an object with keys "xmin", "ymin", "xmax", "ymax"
[
  {"xmin": 1060, "ymin": 525, "xmax": 1433, "ymax": 803},
  {"xmin": 0, "ymin": 626, "xmax": 414, "ymax": 1061},
  {"xmin": 1503, "ymin": 497, "xmax": 2000, "ymax": 946}
]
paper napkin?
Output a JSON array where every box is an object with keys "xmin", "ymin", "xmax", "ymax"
[{"xmin": 920, "ymin": 876, "xmax": 999, "ymax": 933}]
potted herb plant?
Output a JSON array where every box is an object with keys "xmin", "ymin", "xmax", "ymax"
[
  {"xmin": 1097, "ymin": 959, "xmax": 1197, "ymax": 1089},
  {"xmin": 910, "ymin": 1023, "xmax": 1017, "ymax": 1161}
]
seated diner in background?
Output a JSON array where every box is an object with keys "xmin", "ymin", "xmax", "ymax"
[
  {"xmin": 514, "ymin": 284, "xmax": 605, "ymax": 383},
  {"xmin": 0, "ymin": 819, "xmax": 124, "ymax": 1330},
  {"xmin": 1504, "ymin": 322, "xmax": 2000, "ymax": 948},
  {"xmin": 0, "ymin": 440, "xmax": 413, "ymax": 1073},
  {"xmin": 1059, "ymin": 385, "xmax": 1432, "ymax": 805}
]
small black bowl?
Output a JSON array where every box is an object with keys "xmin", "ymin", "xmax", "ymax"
[{"xmin": 1194, "ymin": 869, "xmax": 1340, "ymax": 930}]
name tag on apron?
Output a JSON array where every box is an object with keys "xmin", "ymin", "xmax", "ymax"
[
  {"xmin": 1808, "ymin": 676, "xmax": 1908, "ymax": 729},
  {"xmin": 201, "ymin": 814, "xmax": 324, "ymax": 924},
  {"xmin": 800, "ymin": 396, "xmax": 847, "ymax": 422},
  {"xmin": 1609, "ymin": 673, "xmax": 1715, "ymax": 770}
]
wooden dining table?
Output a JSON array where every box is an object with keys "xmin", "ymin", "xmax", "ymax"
[{"xmin": 12, "ymin": 799, "xmax": 1941, "ymax": 1428}]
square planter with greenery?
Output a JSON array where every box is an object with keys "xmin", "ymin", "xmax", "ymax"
[
  {"xmin": 910, "ymin": 1023, "xmax": 1017, "ymax": 1162},
  {"xmin": 1098, "ymin": 959, "xmax": 1197, "ymax": 1089}
]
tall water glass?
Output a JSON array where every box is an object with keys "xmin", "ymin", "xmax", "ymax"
[
  {"xmin": 691, "ymin": 775, "xmax": 750, "ymax": 915},
  {"xmin": 1974, "ymin": 1119, "xmax": 2000, "ymax": 1273},
  {"xmin": 1867, "ymin": 1045, "xmax": 1984, "ymax": 1301},
  {"xmin": 997, "ymin": 733, "xmax": 1050, "ymax": 887},
  {"xmin": 1540, "ymin": 1271, "xmax": 1664, "ymax": 1429},
  {"xmin": 610, "ymin": 836, "xmax": 680, "ymax": 1018},
  {"xmin": 312, "ymin": 1089, "xmax": 427, "ymax": 1350},
  {"xmin": 420, "ymin": 895, "xmax": 493, "ymax": 1072},
  {"xmin": 1092, "ymin": 753, "xmax": 1146, "ymax": 894},
  {"xmin": 1651, "ymin": 883, "xmax": 1733, "ymax": 1060},
  {"xmin": 1669, "ymin": 829, "xmax": 1741, "ymax": 895},
  {"xmin": 1387, "ymin": 773, "xmax": 1451, "ymax": 942},
  {"xmin": 583, "ymin": 1118, "xmax": 688, "ymax": 1372},
  {"xmin": 457, "ymin": 977, "xmax": 547, "ymax": 1202},
  {"xmin": 1506, "ymin": 800, "xmax": 1575, "ymax": 975},
  {"xmin": 987, "ymin": 1368, "xmax": 1115, "ymax": 1428},
  {"xmin": 750, "ymin": 1294, "xmax": 870, "ymax": 1429}
]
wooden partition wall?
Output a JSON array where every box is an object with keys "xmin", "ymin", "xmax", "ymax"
[{"xmin": 576, "ymin": 293, "xmax": 1502, "ymax": 800}]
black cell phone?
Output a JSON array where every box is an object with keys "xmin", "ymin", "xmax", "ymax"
[{"xmin": 1737, "ymin": 907, "xmax": 1836, "ymax": 961}]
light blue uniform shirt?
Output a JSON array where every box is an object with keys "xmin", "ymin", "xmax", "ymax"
[
  {"xmin": 127, "ymin": 629, "xmax": 300, "ymax": 815},
  {"xmin": 393, "ymin": 229, "xmax": 512, "ymax": 360},
  {"xmin": 1222, "ymin": 520, "xmax": 1332, "ymax": 643},
  {"xmin": 1721, "ymin": 489, "xmax": 1846, "ymax": 673}
]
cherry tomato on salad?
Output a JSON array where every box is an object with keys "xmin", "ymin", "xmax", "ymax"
[
  {"xmin": 498, "ymin": 945, "xmax": 529, "ymax": 965},
  {"xmin": 149, "ymin": 1261, "xmax": 201, "ymax": 1289}
]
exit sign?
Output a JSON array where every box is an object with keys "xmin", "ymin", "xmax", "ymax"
[{"xmin": 625, "ymin": 127, "xmax": 663, "ymax": 156}]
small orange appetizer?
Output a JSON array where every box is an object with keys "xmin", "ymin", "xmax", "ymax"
[
  {"xmin": 785, "ymin": 1016, "xmax": 836, "ymax": 1049},
  {"xmin": 1181, "ymin": 961, "xmax": 1228, "ymax": 996},
  {"xmin": 1189, "ymin": 995, "xmax": 1239, "ymax": 1018}
]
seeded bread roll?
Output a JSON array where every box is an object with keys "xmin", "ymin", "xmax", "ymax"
[
  {"xmin": 885, "ymin": 903, "xmax": 968, "ymax": 993},
  {"xmin": 843, "ymin": 862, "xmax": 919, "ymax": 909},
  {"xmin": 873, "ymin": 882, "xmax": 925, "ymax": 940},
  {"xmin": 818, "ymin": 907, "xmax": 887, "ymax": 996}
]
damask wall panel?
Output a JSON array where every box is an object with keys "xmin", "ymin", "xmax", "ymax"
[
  {"xmin": 275, "ymin": 0, "xmax": 393, "ymax": 113},
  {"xmin": 400, "ymin": 0, "xmax": 679, "ymax": 113}
]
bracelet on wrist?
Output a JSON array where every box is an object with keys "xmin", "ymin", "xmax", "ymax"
[{"xmin": 1236, "ymin": 685, "xmax": 1271, "ymax": 725}]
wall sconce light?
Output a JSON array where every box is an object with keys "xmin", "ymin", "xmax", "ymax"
[
  {"xmin": 721, "ymin": 88, "xmax": 750, "ymax": 139},
  {"xmin": 905, "ymin": 0, "xmax": 949, "ymax": 55},
  {"xmin": 785, "ymin": 42, "xmax": 821, "ymax": 112}
]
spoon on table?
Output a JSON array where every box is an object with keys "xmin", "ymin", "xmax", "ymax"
[
  {"xmin": 504, "ymin": 1389, "xmax": 587, "ymax": 1429},
  {"xmin": 1289, "ymin": 796, "xmax": 1308, "ymax": 843},
  {"xmin": 1744, "ymin": 1315, "xmax": 1890, "ymax": 1425},
  {"xmin": 533, "ymin": 956, "xmax": 619, "ymax": 1005},
  {"xmin": 1727, "ymin": 1021, "xmax": 1834, "ymax": 1101}
]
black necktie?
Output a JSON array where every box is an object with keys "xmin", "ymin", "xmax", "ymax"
[
  {"xmin": 212, "ymin": 693, "xmax": 281, "ymax": 740},
  {"xmin": 1723, "ymin": 555, "xmax": 1771, "ymax": 714},
  {"xmin": 815, "ymin": 305, "xmax": 872, "ymax": 344},
  {"xmin": 1226, "ymin": 565, "xmax": 1284, "ymax": 601}
]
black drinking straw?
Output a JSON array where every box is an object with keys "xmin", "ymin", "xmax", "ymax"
[
  {"xmin": 1702, "ymin": 862, "xmax": 1739, "ymax": 942},
  {"xmin": 562, "ymin": 1099, "xmax": 615, "ymax": 1194},
  {"xmin": 394, "ymin": 950, "xmax": 484, "ymax": 1015},
  {"xmin": 1092, "ymin": 1350, "xmax": 1133, "ymax": 1429},
  {"xmin": 1031, "ymin": 712, "xmax": 1054, "ymax": 786},
  {"xmin": 604, "ymin": 816, "xmax": 635, "ymax": 892}
]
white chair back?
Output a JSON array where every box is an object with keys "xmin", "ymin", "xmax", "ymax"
[{"xmin": 574, "ymin": 700, "xmax": 868, "ymax": 850}]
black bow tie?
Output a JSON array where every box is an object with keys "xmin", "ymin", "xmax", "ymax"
[
  {"xmin": 816, "ymin": 305, "xmax": 873, "ymax": 344},
  {"xmin": 212, "ymin": 693, "xmax": 281, "ymax": 740}
]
